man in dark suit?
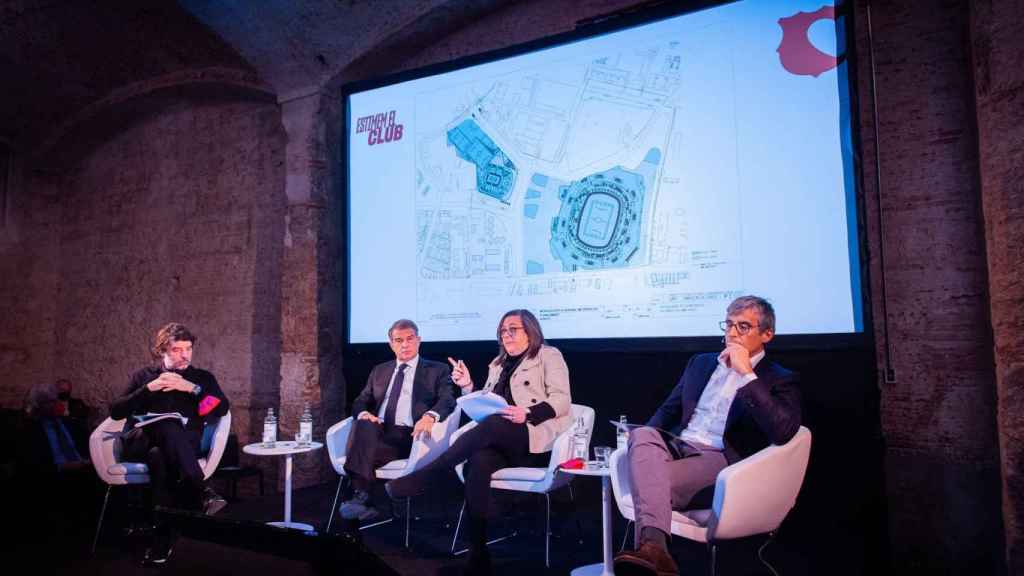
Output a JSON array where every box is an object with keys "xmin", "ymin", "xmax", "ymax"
[
  {"xmin": 614, "ymin": 296, "xmax": 802, "ymax": 576},
  {"xmin": 339, "ymin": 318, "xmax": 455, "ymax": 520}
]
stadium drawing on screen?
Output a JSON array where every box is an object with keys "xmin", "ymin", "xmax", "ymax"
[
  {"xmin": 416, "ymin": 42, "xmax": 690, "ymax": 279},
  {"xmin": 347, "ymin": 1, "xmax": 862, "ymax": 342}
]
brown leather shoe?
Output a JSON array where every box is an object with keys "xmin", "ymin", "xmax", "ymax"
[{"xmin": 613, "ymin": 542, "xmax": 679, "ymax": 576}]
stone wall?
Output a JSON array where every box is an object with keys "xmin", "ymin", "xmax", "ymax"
[
  {"xmin": 970, "ymin": 0, "xmax": 1024, "ymax": 572},
  {"xmin": 2, "ymin": 89, "xmax": 286, "ymax": 459},
  {"xmin": 0, "ymin": 166, "xmax": 61, "ymax": 408},
  {"xmin": 853, "ymin": 0, "xmax": 1004, "ymax": 572}
]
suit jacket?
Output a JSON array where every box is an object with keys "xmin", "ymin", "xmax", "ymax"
[
  {"xmin": 482, "ymin": 345, "xmax": 572, "ymax": 453},
  {"xmin": 647, "ymin": 352, "xmax": 801, "ymax": 464},
  {"xmin": 352, "ymin": 357, "xmax": 455, "ymax": 423}
]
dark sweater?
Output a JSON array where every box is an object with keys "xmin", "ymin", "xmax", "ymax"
[
  {"xmin": 110, "ymin": 365, "xmax": 230, "ymax": 433},
  {"xmin": 491, "ymin": 353, "xmax": 525, "ymax": 406}
]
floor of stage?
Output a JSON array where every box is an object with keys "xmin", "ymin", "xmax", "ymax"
[{"xmin": 55, "ymin": 475, "xmax": 813, "ymax": 575}]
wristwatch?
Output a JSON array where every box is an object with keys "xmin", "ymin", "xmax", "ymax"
[{"xmin": 191, "ymin": 384, "xmax": 203, "ymax": 396}]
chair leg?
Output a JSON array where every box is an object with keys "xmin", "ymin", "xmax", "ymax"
[
  {"xmin": 451, "ymin": 500, "xmax": 466, "ymax": 554},
  {"xmin": 545, "ymin": 492, "xmax": 551, "ymax": 568},
  {"xmin": 567, "ymin": 483, "xmax": 584, "ymax": 544},
  {"xmin": 757, "ymin": 531, "xmax": 781, "ymax": 576},
  {"xmin": 621, "ymin": 519, "xmax": 634, "ymax": 552},
  {"xmin": 91, "ymin": 481, "xmax": 112, "ymax": 553},
  {"xmin": 451, "ymin": 498, "xmax": 519, "ymax": 556},
  {"xmin": 91, "ymin": 481, "xmax": 113, "ymax": 553},
  {"xmin": 359, "ymin": 516, "xmax": 395, "ymax": 530},
  {"xmin": 326, "ymin": 475, "xmax": 345, "ymax": 534},
  {"xmin": 404, "ymin": 497, "xmax": 411, "ymax": 549},
  {"xmin": 709, "ymin": 543, "xmax": 717, "ymax": 576}
]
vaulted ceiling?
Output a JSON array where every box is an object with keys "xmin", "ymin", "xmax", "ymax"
[
  {"xmin": 0, "ymin": 0, "xmax": 255, "ymax": 151},
  {"xmin": 0, "ymin": 0, "xmax": 515, "ymax": 156},
  {"xmin": 178, "ymin": 0, "xmax": 513, "ymax": 99}
]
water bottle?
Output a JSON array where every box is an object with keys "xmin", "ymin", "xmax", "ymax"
[
  {"xmin": 572, "ymin": 416, "xmax": 588, "ymax": 461},
  {"xmin": 263, "ymin": 408, "xmax": 277, "ymax": 448},
  {"xmin": 298, "ymin": 403, "xmax": 313, "ymax": 446},
  {"xmin": 617, "ymin": 414, "xmax": 629, "ymax": 452}
]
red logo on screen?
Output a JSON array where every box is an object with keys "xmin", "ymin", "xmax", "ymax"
[
  {"xmin": 777, "ymin": 6, "xmax": 839, "ymax": 77},
  {"xmin": 355, "ymin": 110, "xmax": 404, "ymax": 146}
]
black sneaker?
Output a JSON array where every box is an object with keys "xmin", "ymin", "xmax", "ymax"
[
  {"xmin": 202, "ymin": 487, "xmax": 228, "ymax": 516},
  {"xmin": 142, "ymin": 536, "xmax": 174, "ymax": 566}
]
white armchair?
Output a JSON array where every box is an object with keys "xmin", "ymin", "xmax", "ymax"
[
  {"xmin": 609, "ymin": 425, "xmax": 812, "ymax": 575},
  {"xmin": 89, "ymin": 412, "xmax": 232, "ymax": 553},
  {"xmin": 449, "ymin": 403, "xmax": 595, "ymax": 567},
  {"xmin": 324, "ymin": 406, "xmax": 463, "ymax": 546}
]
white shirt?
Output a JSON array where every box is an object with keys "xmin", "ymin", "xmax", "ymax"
[
  {"xmin": 680, "ymin": 350, "xmax": 765, "ymax": 450},
  {"xmin": 376, "ymin": 355, "xmax": 418, "ymax": 427}
]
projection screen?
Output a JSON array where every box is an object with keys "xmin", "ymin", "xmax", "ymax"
[{"xmin": 345, "ymin": 0, "xmax": 863, "ymax": 344}]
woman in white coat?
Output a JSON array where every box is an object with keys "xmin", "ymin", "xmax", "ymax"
[{"xmin": 387, "ymin": 309, "xmax": 572, "ymax": 574}]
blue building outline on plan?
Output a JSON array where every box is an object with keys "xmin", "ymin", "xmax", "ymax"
[{"xmin": 446, "ymin": 118, "xmax": 517, "ymax": 203}]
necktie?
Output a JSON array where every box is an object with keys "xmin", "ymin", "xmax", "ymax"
[{"xmin": 383, "ymin": 363, "xmax": 408, "ymax": 425}]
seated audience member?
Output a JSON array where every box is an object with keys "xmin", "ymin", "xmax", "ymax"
[
  {"xmin": 22, "ymin": 382, "xmax": 90, "ymax": 474},
  {"xmin": 613, "ymin": 296, "xmax": 801, "ymax": 576},
  {"xmin": 110, "ymin": 322, "xmax": 230, "ymax": 566},
  {"xmin": 338, "ymin": 318, "xmax": 455, "ymax": 521},
  {"xmin": 387, "ymin": 309, "xmax": 572, "ymax": 575},
  {"xmin": 16, "ymin": 382, "xmax": 97, "ymax": 559},
  {"xmin": 55, "ymin": 377, "xmax": 94, "ymax": 428}
]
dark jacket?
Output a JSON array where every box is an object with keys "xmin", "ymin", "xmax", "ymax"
[
  {"xmin": 352, "ymin": 357, "xmax": 455, "ymax": 422},
  {"xmin": 647, "ymin": 352, "xmax": 801, "ymax": 463}
]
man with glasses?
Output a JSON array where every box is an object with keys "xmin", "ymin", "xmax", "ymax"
[
  {"xmin": 337, "ymin": 319, "xmax": 455, "ymax": 521},
  {"xmin": 614, "ymin": 296, "xmax": 802, "ymax": 576}
]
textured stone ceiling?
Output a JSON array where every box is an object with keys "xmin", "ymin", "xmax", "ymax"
[
  {"xmin": 0, "ymin": 0, "xmax": 256, "ymax": 150},
  {"xmin": 0, "ymin": 0, "xmax": 514, "ymax": 154},
  {"xmin": 177, "ymin": 0, "xmax": 519, "ymax": 97}
]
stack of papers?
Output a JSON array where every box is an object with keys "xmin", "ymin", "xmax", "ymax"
[
  {"xmin": 456, "ymin": 391, "xmax": 508, "ymax": 422},
  {"xmin": 133, "ymin": 412, "xmax": 188, "ymax": 428}
]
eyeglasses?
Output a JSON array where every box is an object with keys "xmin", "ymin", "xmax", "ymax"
[
  {"xmin": 499, "ymin": 326, "xmax": 524, "ymax": 338},
  {"xmin": 719, "ymin": 320, "xmax": 759, "ymax": 335}
]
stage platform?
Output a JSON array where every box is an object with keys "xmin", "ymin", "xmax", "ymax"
[{"xmin": 57, "ymin": 474, "xmax": 815, "ymax": 575}]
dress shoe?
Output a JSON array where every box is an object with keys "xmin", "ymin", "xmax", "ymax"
[
  {"xmin": 613, "ymin": 542, "xmax": 679, "ymax": 576},
  {"xmin": 142, "ymin": 541, "xmax": 173, "ymax": 566},
  {"xmin": 142, "ymin": 529, "xmax": 176, "ymax": 567},
  {"xmin": 202, "ymin": 487, "xmax": 228, "ymax": 516},
  {"xmin": 339, "ymin": 489, "xmax": 381, "ymax": 521}
]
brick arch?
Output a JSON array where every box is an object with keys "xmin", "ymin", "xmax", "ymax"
[
  {"xmin": 324, "ymin": 0, "xmax": 515, "ymax": 92},
  {"xmin": 33, "ymin": 67, "xmax": 276, "ymax": 166}
]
